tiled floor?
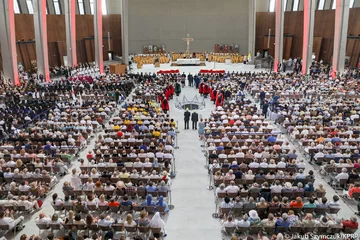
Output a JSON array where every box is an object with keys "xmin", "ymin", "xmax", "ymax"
[{"xmin": 14, "ymin": 62, "xmax": 360, "ymax": 240}]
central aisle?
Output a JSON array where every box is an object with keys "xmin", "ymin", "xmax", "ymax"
[{"xmin": 165, "ymin": 84, "xmax": 222, "ymax": 240}]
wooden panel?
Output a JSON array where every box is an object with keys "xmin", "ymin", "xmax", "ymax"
[
  {"xmin": 76, "ymin": 15, "xmax": 95, "ymax": 40},
  {"xmin": 263, "ymin": 36, "xmax": 275, "ymax": 57},
  {"xmin": 256, "ymin": 12, "xmax": 275, "ymax": 54},
  {"xmin": 263, "ymin": 35, "xmax": 292, "ymax": 59},
  {"xmin": 15, "ymin": 14, "xmax": 35, "ymax": 41},
  {"xmin": 348, "ymin": 40, "xmax": 360, "ymax": 68},
  {"xmin": 16, "ymin": 42, "xmax": 36, "ymax": 72},
  {"xmin": 47, "ymin": 15, "xmax": 66, "ymax": 42},
  {"xmin": 313, "ymin": 37, "xmax": 323, "ymax": 62},
  {"xmin": 48, "ymin": 42, "xmax": 60, "ymax": 67},
  {"xmin": 284, "ymin": 11, "xmax": 303, "ymax": 59},
  {"xmin": 348, "ymin": 8, "xmax": 360, "ymax": 37},
  {"xmin": 319, "ymin": 39, "xmax": 334, "ymax": 64},
  {"xmin": 57, "ymin": 41, "xmax": 67, "ymax": 66},
  {"xmin": 76, "ymin": 40, "xmax": 87, "ymax": 65},
  {"xmin": 283, "ymin": 36, "xmax": 293, "ymax": 60},
  {"xmin": 84, "ymin": 39, "xmax": 94, "ymax": 63},
  {"xmin": 103, "ymin": 14, "xmax": 122, "ymax": 56}
]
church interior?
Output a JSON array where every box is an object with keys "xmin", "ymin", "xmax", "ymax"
[{"xmin": 0, "ymin": 0, "xmax": 360, "ymax": 240}]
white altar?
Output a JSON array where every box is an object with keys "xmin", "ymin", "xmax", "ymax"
[{"xmin": 176, "ymin": 58, "xmax": 201, "ymax": 65}]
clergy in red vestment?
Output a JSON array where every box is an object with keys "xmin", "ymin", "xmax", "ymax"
[
  {"xmin": 199, "ymin": 82, "xmax": 204, "ymax": 95},
  {"xmin": 215, "ymin": 91, "xmax": 224, "ymax": 107},
  {"xmin": 203, "ymin": 83, "xmax": 210, "ymax": 98},
  {"xmin": 161, "ymin": 95, "xmax": 169, "ymax": 114}
]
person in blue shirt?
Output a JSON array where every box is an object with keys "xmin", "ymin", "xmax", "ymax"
[
  {"xmin": 275, "ymin": 213, "xmax": 291, "ymax": 231},
  {"xmin": 145, "ymin": 182, "xmax": 158, "ymax": 193},
  {"xmin": 142, "ymin": 194, "xmax": 156, "ymax": 209},
  {"xmin": 267, "ymin": 135, "xmax": 276, "ymax": 143},
  {"xmin": 120, "ymin": 195, "xmax": 133, "ymax": 207},
  {"xmin": 259, "ymin": 90, "xmax": 266, "ymax": 106},
  {"xmin": 139, "ymin": 144, "xmax": 147, "ymax": 151},
  {"xmin": 156, "ymin": 196, "xmax": 169, "ymax": 212},
  {"xmin": 304, "ymin": 182, "xmax": 315, "ymax": 192}
]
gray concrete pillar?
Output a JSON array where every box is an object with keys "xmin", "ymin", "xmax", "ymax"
[
  {"xmin": 248, "ymin": 0, "xmax": 256, "ymax": 64},
  {"xmin": 121, "ymin": 0, "xmax": 129, "ymax": 65},
  {"xmin": 0, "ymin": 0, "xmax": 20, "ymax": 85},
  {"xmin": 332, "ymin": 0, "xmax": 350, "ymax": 74},
  {"xmin": 65, "ymin": 0, "xmax": 77, "ymax": 67},
  {"xmin": 94, "ymin": 0, "xmax": 104, "ymax": 73},
  {"xmin": 274, "ymin": 0, "xmax": 285, "ymax": 72},
  {"xmin": 33, "ymin": 0, "xmax": 50, "ymax": 82},
  {"xmin": 302, "ymin": 0, "xmax": 316, "ymax": 75}
]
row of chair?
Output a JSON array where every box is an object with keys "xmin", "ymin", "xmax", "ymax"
[
  {"xmin": 219, "ymin": 206, "xmax": 340, "ymax": 217},
  {"xmin": 225, "ymin": 224, "xmax": 356, "ymax": 236},
  {"xmin": 214, "ymin": 177, "xmax": 314, "ymax": 187},
  {"xmin": 36, "ymin": 222, "xmax": 162, "ymax": 237},
  {"xmin": 216, "ymin": 190, "xmax": 325, "ymax": 200},
  {"xmin": 52, "ymin": 203, "xmax": 167, "ymax": 215}
]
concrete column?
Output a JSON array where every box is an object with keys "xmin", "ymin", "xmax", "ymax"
[
  {"xmin": 248, "ymin": 0, "xmax": 256, "ymax": 64},
  {"xmin": 121, "ymin": 0, "xmax": 129, "ymax": 65},
  {"xmin": 0, "ymin": 0, "xmax": 20, "ymax": 85},
  {"xmin": 274, "ymin": 0, "xmax": 285, "ymax": 72},
  {"xmin": 94, "ymin": 0, "xmax": 104, "ymax": 73},
  {"xmin": 301, "ymin": 0, "xmax": 316, "ymax": 75},
  {"xmin": 33, "ymin": 0, "xmax": 50, "ymax": 82},
  {"xmin": 332, "ymin": 0, "xmax": 350, "ymax": 74},
  {"xmin": 64, "ymin": 0, "xmax": 77, "ymax": 67}
]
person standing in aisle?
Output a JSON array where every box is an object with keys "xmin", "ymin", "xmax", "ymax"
[
  {"xmin": 191, "ymin": 111, "xmax": 199, "ymax": 130},
  {"xmin": 184, "ymin": 108, "xmax": 190, "ymax": 130}
]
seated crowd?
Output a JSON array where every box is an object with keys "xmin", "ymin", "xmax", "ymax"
[{"xmin": 200, "ymin": 74, "xmax": 360, "ymax": 239}]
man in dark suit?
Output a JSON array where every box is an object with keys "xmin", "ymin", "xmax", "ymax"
[
  {"xmin": 188, "ymin": 73, "xmax": 193, "ymax": 87},
  {"xmin": 191, "ymin": 111, "xmax": 199, "ymax": 130},
  {"xmin": 184, "ymin": 108, "xmax": 190, "ymax": 130}
]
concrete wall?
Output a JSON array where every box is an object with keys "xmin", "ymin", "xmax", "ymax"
[
  {"xmin": 107, "ymin": 0, "xmax": 122, "ymax": 14},
  {"xmin": 128, "ymin": 0, "xmax": 249, "ymax": 54},
  {"xmin": 257, "ymin": 0, "xmax": 270, "ymax": 12}
]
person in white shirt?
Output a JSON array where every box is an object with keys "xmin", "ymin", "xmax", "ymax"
[
  {"xmin": 18, "ymin": 181, "xmax": 31, "ymax": 192},
  {"xmin": 221, "ymin": 215, "xmax": 238, "ymax": 233},
  {"xmin": 235, "ymin": 151, "xmax": 245, "ymax": 158},
  {"xmin": 164, "ymin": 151, "xmax": 173, "ymax": 160},
  {"xmin": 296, "ymin": 159, "xmax": 306, "ymax": 169},
  {"xmin": 97, "ymin": 214, "xmax": 115, "ymax": 226},
  {"xmin": 329, "ymin": 168, "xmax": 349, "ymax": 186},
  {"xmin": 270, "ymin": 180, "xmax": 283, "ymax": 193},
  {"xmin": 218, "ymin": 151, "xmax": 227, "ymax": 159},
  {"xmin": 225, "ymin": 181, "xmax": 240, "ymax": 193},
  {"xmin": 6, "ymin": 160, "xmax": 16, "ymax": 168},
  {"xmin": 314, "ymin": 151, "xmax": 324, "ymax": 160},
  {"xmin": 104, "ymin": 182, "xmax": 115, "ymax": 191},
  {"xmin": 253, "ymin": 151, "xmax": 263, "ymax": 159},
  {"xmin": 248, "ymin": 159, "xmax": 260, "ymax": 168},
  {"xmin": 259, "ymin": 159, "xmax": 268, "ymax": 168},
  {"xmin": 35, "ymin": 212, "xmax": 52, "ymax": 224},
  {"xmin": 0, "ymin": 209, "xmax": 24, "ymax": 230},
  {"xmin": 18, "ymin": 195, "xmax": 41, "ymax": 210},
  {"xmin": 143, "ymin": 158, "xmax": 153, "ymax": 168},
  {"xmin": 276, "ymin": 159, "xmax": 286, "ymax": 168}
]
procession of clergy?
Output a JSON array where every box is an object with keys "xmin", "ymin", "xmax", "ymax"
[{"xmin": 157, "ymin": 75, "xmax": 226, "ymax": 114}]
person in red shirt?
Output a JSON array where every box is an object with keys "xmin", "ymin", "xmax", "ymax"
[
  {"xmin": 108, "ymin": 198, "xmax": 120, "ymax": 207},
  {"xmin": 342, "ymin": 216, "xmax": 358, "ymax": 229},
  {"xmin": 348, "ymin": 182, "xmax": 360, "ymax": 198},
  {"xmin": 86, "ymin": 150, "xmax": 94, "ymax": 161},
  {"xmin": 289, "ymin": 197, "xmax": 303, "ymax": 208}
]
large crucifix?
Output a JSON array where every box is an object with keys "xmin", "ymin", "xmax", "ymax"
[{"xmin": 182, "ymin": 33, "xmax": 194, "ymax": 52}]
